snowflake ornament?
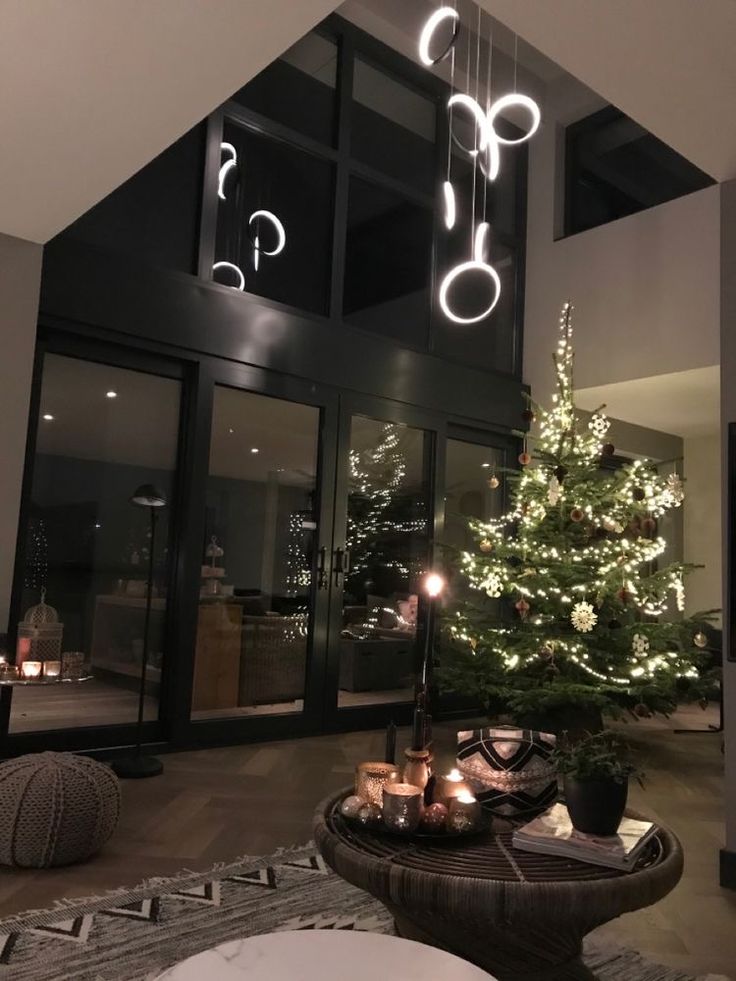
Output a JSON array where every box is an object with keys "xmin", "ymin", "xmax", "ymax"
[
  {"xmin": 482, "ymin": 572, "xmax": 503, "ymax": 598},
  {"xmin": 547, "ymin": 476, "xmax": 562, "ymax": 506},
  {"xmin": 632, "ymin": 633, "xmax": 650, "ymax": 658},
  {"xmin": 588, "ymin": 412, "xmax": 610, "ymax": 439},
  {"xmin": 663, "ymin": 472, "xmax": 685, "ymax": 508},
  {"xmin": 571, "ymin": 601, "xmax": 597, "ymax": 633}
]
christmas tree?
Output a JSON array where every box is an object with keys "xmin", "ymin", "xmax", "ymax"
[{"xmin": 440, "ymin": 303, "xmax": 715, "ymax": 727}]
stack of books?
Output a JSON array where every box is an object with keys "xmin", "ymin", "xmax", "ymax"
[{"xmin": 512, "ymin": 803, "xmax": 658, "ymax": 871}]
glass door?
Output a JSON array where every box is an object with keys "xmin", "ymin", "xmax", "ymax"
[
  {"xmin": 324, "ymin": 396, "xmax": 441, "ymax": 728},
  {"xmin": 187, "ymin": 368, "xmax": 338, "ymax": 738}
]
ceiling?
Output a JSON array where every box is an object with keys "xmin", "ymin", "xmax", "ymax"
[
  {"xmin": 576, "ymin": 366, "xmax": 720, "ymax": 439},
  {"xmin": 479, "ymin": 0, "xmax": 736, "ymax": 182},
  {"xmin": 0, "ymin": 0, "xmax": 338, "ymax": 244}
]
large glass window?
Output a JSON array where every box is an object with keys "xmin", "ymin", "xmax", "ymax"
[
  {"xmin": 214, "ymin": 122, "xmax": 334, "ymax": 315},
  {"xmin": 565, "ymin": 106, "xmax": 715, "ymax": 237},
  {"xmin": 191, "ymin": 387, "xmax": 320, "ymax": 720},
  {"xmin": 232, "ymin": 31, "xmax": 338, "ymax": 146},
  {"xmin": 343, "ymin": 177, "xmax": 433, "ymax": 346},
  {"xmin": 351, "ymin": 59, "xmax": 437, "ymax": 192},
  {"xmin": 11, "ymin": 355, "xmax": 181, "ymax": 733},
  {"xmin": 338, "ymin": 417, "xmax": 430, "ymax": 708},
  {"xmin": 444, "ymin": 439, "xmax": 506, "ymax": 550}
]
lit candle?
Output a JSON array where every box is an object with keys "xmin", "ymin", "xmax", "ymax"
[
  {"xmin": 433, "ymin": 768, "xmax": 470, "ymax": 807},
  {"xmin": 355, "ymin": 762, "xmax": 401, "ymax": 807},
  {"xmin": 0, "ymin": 664, "xmax": 18, "ymax": 682},
  {"xmin": 43, "ymin": 660, "xmax": 61, "ymax": 680},
  {"xmin": 382, "ymin": 782, "xmax": 424, "ymax": 834},
  {"xmin": 447, "ymin": 791, "xmax": 481, "ymax": 833},
  {"xmin": 20, "ymin": 661, "xmax": 42, "ymax": 680}
]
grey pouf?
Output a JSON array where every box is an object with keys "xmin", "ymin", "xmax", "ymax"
[{"xmin": 0, "ymin": 752, "xmax": 121, "ymax": 868}]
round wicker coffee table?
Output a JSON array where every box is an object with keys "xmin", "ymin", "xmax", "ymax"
[{"xmin": 314, "ymin": 789, "xmax": 683, "ymax": 981}]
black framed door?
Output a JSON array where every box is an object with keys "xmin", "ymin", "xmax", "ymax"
[
  {"xmin": 179, "ymin": 358, "xmax": 341, "ymax": 745},
  {"xmin": 322, "ymin": 393, "xmax": 445, "ymax": 732}
]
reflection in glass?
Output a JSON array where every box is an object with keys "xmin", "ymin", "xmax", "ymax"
[
  {"xmin": 339, "ymin": 418, "xmax": 430, "ymax": 708},
  {"xmin": 231, "ymin": 31, "xmax": 337, "ymax": 146},
  {"xmin": 214, "ymin": 122, "xmax": 334, "ymax": 315},
  {"xmin": 343, "ymin": 178, "xmax": 433, "ymax": 346},
  {"xmin": 191, "ymin": 387, "xmax": 320, "ymax": 720},
  {"xmin": 12, "ymin": 355, "xmax": 181, "ymax": 733},
  {"xmin": 352, "ymin": 59, "xmax": 436, "ymax": 191},
  {"xmin": 444, "ymin": 440, "xmax": 505, "ymax": 552}
]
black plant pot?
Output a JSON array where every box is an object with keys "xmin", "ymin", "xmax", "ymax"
[{"xmin": 563, "ymin": 775, "xmax": 628, "ymax": 836}]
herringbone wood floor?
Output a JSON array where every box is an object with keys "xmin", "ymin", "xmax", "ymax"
[{"xmin": 0, "ymin": 708, "xmax": 733, "ymax": 977}]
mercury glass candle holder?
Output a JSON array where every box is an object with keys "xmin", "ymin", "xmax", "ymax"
[
  {"xmin": 382, "ymin": 782, "xmax": 424, "ymax": 834},
  {"xmin": 20, "ymin": 660, "xmax": 42, "ymax": 680},
  {"xmin": 0, "ymin": 664, "xmax": 18, "ymax": 682},
  {"xmin": 432, "ymin": 767, "xmax": 470, "ymax": 807},
  {"xmin": 355, "ymin": 762, "xmax": 401, "ymax": 807},
  {"xmin": 447, "ymin": 791, "xmax": 481, "ymax": 833},
  {"xmin": 43, "ymin": 660, "xmax": 61, "ymax": 680}
]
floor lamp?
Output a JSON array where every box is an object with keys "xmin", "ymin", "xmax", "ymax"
[{"xmin": 112, "ymin": 484, "xmax": 166, "ymax": 779}]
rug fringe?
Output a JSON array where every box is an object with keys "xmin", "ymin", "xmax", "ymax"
[{"xmin": 0, "ymin": 841, "xmax": 317, "ymax": 930}]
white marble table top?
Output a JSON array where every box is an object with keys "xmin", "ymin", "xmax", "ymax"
[{"xmin": 155, "ymin": 929, "xmax": 497, "ymax": 980}]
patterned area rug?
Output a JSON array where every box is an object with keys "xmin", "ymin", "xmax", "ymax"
[{"xmin": 0, "ymin": 843, "xmax": 727, "ymax": 981}]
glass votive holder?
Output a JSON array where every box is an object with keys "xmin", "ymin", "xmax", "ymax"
[
  {"xmin": 61, "ymin": 651, "xmax": 85, "ymax": 681},
  {"xmin": 447, "ymin": 791, "xmax": 481, "ymax": 833},
  {"xmin": 43, "ymin": 660, "xmax": 61, "ymax": 680},
  {"xmin": 382, "ymin": 782, "xmax": 424, "ymax": 834},
  {"xmin": 355, "ymin": 762, "xmax": 401, "ymax": 807},
  {"xmin": 0, "ymin": 664, "xmax": 18, "ymax": 683},
  {"xmin": 20, "ymin": 660, "xmax": 43, "ymax": 681},
  {"xmin": 432, "ymin": 767, "xmax": 470, "ymax": 808}
]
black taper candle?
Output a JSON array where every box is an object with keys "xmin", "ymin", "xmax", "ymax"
[
  {"xmin": 411, "ymin": 705, "xmax": 425, "ymax": 751},
  {"xmin": 385, "ymin": 720, "xmax": 397, "ymax": 764}
]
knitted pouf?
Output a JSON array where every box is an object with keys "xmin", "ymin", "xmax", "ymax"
[{"xmin": 0, "ymin": 752, "xmax": 121, "ymax": 868}]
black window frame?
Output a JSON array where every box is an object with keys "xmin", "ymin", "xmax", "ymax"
[{"xmin": 198, "ymin": 14, "xmax": 528, "ymax": 379}]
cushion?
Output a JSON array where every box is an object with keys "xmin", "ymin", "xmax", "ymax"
[
  {"xmin": 0, "ymin": 752, "xmax": 121, "ymax": 868},
  {"xmin": 457, "ymin": 727, "xmax": 558, "ymax": 818}
]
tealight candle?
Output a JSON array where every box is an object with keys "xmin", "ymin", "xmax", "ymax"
[
  {"xmin": 433, "ymin": 768, "xmax": 470, "ymax": 807},
  {"xmin": 447, "ymin": 791, "xmax": 481, "ymax": 833},
  {"xmin": 20, "ymin": 660, "xmax": 42, "ymax": 680},
  {"xmin": 355, "ymin": 762, "xmax": 401, "ymax": 807},
  {"xmin": 43, "ymin": 660, "xmax": 61, "ymax": 680},
  {"xmin": 382, "ymin": 783, "xmax": 424, "ymax": 834}
]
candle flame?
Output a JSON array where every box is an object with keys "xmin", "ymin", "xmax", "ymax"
[
  {"xmin": 448, "ymin": 769, "xmax": 463, "ymax": 782},
  {"xmin": 457, "ymin": 791, "xmax": 477, "ymax": 804}
]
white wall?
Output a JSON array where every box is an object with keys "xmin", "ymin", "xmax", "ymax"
[
  {"xmin": 522, "ymin": 76, "xmax": 721, "ymax": 401},
  {"xmin": 683, "ymin": 434, "xmax": 722, "ymax": 622},
  {"xmin": 0, "ymin": 234, "xmax": 42, "ymax": 634}
]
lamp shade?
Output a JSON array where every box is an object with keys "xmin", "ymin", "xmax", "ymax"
[{"xmin": 130, "ymin": 484, "xmax": 167, "ymax": 508}]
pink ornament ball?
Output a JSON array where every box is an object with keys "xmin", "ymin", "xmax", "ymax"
[{"xmin": 420, "ymin": 802, "xmax": 449, "ymax": 832}]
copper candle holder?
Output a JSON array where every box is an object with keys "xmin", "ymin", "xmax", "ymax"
[{"xmin": 355, "ymin": 762, "xmax": 401, "ymax": 807}]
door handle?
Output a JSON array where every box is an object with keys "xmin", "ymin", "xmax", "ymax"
[
  {"xmin": 317, "ymin": 546, "xmax": 328, "ymax": 590},
  {"xmin": 333, "ymin": 547, "xmax": 350, "ymax": 586}
]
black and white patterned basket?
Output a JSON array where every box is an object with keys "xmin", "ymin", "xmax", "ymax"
[{"xmin": 457, "ymin": 727, "xmax": 558, "ymax": 818}]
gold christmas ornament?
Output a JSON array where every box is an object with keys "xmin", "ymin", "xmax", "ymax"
[
  {"xmin": 479, "ymin": 538, "xmax": 493, "ymax": 553},
  {"xmin": 693, "ymin": 631, "xmax": 708, "ymax": 649},
  {"xmin": 487, "ymin": 474, "xmax": 500, "ymax": 489}
]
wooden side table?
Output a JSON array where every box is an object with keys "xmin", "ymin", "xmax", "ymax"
[{"xmin": 314, "ymin": 789, "xmax": 684, "ymax": 981}]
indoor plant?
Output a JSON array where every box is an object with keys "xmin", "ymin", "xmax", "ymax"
[{"xmin": 553, "ymin": 731, "xmax": 641, "ymax": 836}]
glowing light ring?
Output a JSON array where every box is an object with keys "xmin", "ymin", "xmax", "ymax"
[
  {"xmin": 247, "ymin": 210, "xmax": 286, "ymax": 256},
  {"xmin": 212, "ymin": 261, "xmax": 245, "ymax": 291},
  {"xmin": 439, "ymin": 260, "xmax": 501, "ymax": 325},
  {"xmin": 474, "ymin": 221, "xmax": 490, "ymax": 262},
  {"xmin": 218, "ymin": 142, "xmax": 237, "ymax": 201},
  {"xmin": 443, "ymin": 180, "xmax": 456, "ymax": 229},
  {"xmin": 487, "ymin": 94, "xmax": 541, "ymax": 146},
  {"xmin": 418, "ymin": 6, "xmax": 460, "ymax": 66},
  {"xmin": 448, "ymin": 93, "xmax": 490, "ymax": 156}
]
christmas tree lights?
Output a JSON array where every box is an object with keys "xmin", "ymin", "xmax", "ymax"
[{"xmin": 440, "ymin": 303, "xmax": 716, "ymax": 722}]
